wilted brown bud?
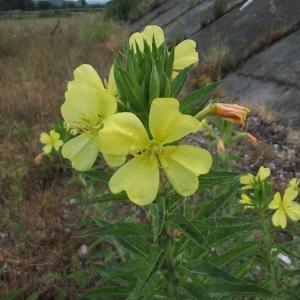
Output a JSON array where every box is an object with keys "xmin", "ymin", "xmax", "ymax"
[
  {"xmin": 34, "ymin": 153, "xmax": 44, "ymax": 166},
  {"xmin": 167, "ymin": 228, "xmax": 181, "ymax": 240},
  {"xmin": 245, "ymin": 133, "xmax": 257, "ymax": 144},
  {"xmin": 217, "ymin": 139, "xmax": 225, "ymax": 154},
  {"xmin": 213, "ymin": 103, "xmax": 250, "ymax": 125}
]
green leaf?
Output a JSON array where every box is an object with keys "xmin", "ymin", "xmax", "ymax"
[
  {"xmin": 82, "ymin": 221, "xmax": 150, "ymax": 237},
  {"xmin": 209, "ymin": 242, "xmax": 256, "ymax": 267},
  {"xmin": 94, "ymin": 259, "xmax": 142, "ymax": 284},
  {"xmin": 128, "ymin": 249, "xmax": 166, "ymax": 299},
  {"xmin": 149, "ymin": 64, "xmax": 160, "ymax": 102},
  {"xmin": 197, "ymin": 183, "xmax": 238, "ymax": 218},
  {"xmin": 206, "ymin": 282, "xmax": 273, "ymax": 297},
  {"xmin": 86, "ymin": 285, "xmax": 134, "ymax": 300},
  {"xmin": 179, "ymin": 282, "xmax": 211, "ymax": 300},
  {"xmin": 84, "ymin": 167, "xmax": 112, "ymax": 183},
  {"xmin": 168, "ymin": 215, "xmax": 209, "ymax": 250},
  {"xmin": 2, "ymin": 289, "xmax": 24, "ymax": 300},
  {"xmin": 118, "ymin": 235, "xmax": 151, "ymax": 257},
  {"xmin": 80, "ymin": 222, "xmax": 152, "ymax": 257},
  {"xmin": 149, "ymin": 197, "xmax": 165, "ymax": 241},
  {"xmin": 180, "ymin": 81, "xmax": 221, "ymax": 115},
  {"xmin": 88, "ymin": 192, "xmax": 127, "ymax": 204},
  {"xmin": 171, "ymin": 66, "xmax": 192, "ymax": 97},
  {"xmin": 27, "ymin": 292, "xmax": 40, "ymax": 300},
  {"xmin": 187, "ymin": 260, "xmax": 240, "ymax": 283},
  {"xmin": 198, "ymin": 170, "xmax": 242, "ymax": 189}
]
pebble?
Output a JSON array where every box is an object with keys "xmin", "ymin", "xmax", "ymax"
[
  {"xmin": 78, "ymin": 244, "xmax": 88, "ymax": 257},
  {"xmin": 64, "ymin": 199, "xmax": 79, "ymax": 206}
]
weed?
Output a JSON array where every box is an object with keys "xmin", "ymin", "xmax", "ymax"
[{"xmin": 214, "ymin": 0, "xmax": 228, "ymax": 18}]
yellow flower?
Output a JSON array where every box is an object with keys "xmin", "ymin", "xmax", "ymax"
[
  {"xmin": 104, "ymin": 65, "xmax": 117, "ymax": 97},
  {"xmin": 240, "ymin": 166, "xmax": 270, "ymax": 189},
  {"xmin": 40, "ymin": 130, "xmax": 63, "ymax": 154},
  {"xmin": 287, "ymin": 178, "xmax": 299, "ymax": 193},
  {"xmin": 269, "ymin": 189, "xmax": 300, "ymax": 228},
  {"xmin": 240, "ymin": 194, "xmax": 254, "ymax": 209},
  {"xmin": 98, "ymin": 98, "xmax": 212, "ymax": 206},
  {"xmin": 129, "ymin": 25, "xmax": 198, "ymax": 78},
  {"xmin": 61, "ymin": 64, "xmax": 119, "ymax": 171}
]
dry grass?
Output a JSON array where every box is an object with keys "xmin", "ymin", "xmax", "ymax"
[
  {"xmin": 0, "ymin": 14, "xmax": 127, "ymax": 124},
  {"xmin": 189, "ymin": 45, "xmax": 234, "ymax": 89},
  {"xmin": 0, "ymin": 13, "xmax": 127, "ymax": 297}
]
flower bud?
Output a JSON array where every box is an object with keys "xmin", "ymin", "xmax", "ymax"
[
  {"xmin": 34, "ymin": 153, "xmax": 44, "ymax": 166},
  {"xmin": 217, "ymin": 139, "xmax": 225, "ymax": 154},
  {"xmin": 212, "ymin": 103, "xmax": 250, "ymax": 125},
  {"xmin": 149, "ymin": 64, "xmax": 160, "ymax": 102},
  {"xmin": 245, "ymin": 133, "xmax": 257, "ymax": 144}
]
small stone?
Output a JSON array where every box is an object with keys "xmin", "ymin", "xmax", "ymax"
[
  {"xmin": 273, "ymin": 144, "xmax": 279, "ymax": 150},
  {"xmin": 64, "ymin": 199, "xmax": 79, "ymax": 206},
  {"xmin": 0, "ymin": 232, "xmax": 8, "ymax": 239},
  {"xmin": 268, "ymin": 163, "xmax": 276, "ymax": 170},
  {"xmin": 78, "ymin": 244, "xmax": 88, "ymax": 257}
]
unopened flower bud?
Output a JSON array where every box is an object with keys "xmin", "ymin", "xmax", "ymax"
[
  {"xmin": 217, "ymin": 139, "xmax": 225, "ymax": 154},
  {"xmin": 213, "ymin": 103, "xmax": 250, "ymax": 125},
  {"xmin": 245, "ymin": 133, "xmax": 257, "ymax": 144},
  {"xmin": 34, "ymin": 153, "xmax": 44, "ymax": 166}
]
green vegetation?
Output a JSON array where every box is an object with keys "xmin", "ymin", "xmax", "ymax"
[
  {"xmin": 214, "ymin": 0, "xmax": 228, "ymax": 18},
  {"xmin": 105, "ymin": 0, "xmax": 164, "ymax": 22}
]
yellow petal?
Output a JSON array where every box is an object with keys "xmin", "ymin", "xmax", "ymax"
[
  {"xmin": 109, "ymin": 154, "xmax": 159, "ymax": 206},
  {"xmin": 173, "ymin": 39, "xmax": 198, "ymax": 70},
  {"xmin": 40, "ymin": 132, "xmax": 51, "ymax": 144},
  {"xmin": 240, "ymin": 194, "xmax": 252, "ymax": 205},
  {"xmin": 142, "ymin": 25, "xmax": 165, "ymax": 48},
  {"xmin": 282, "ymin": 188, "xmax": 298, "ymax": 205},
  {"xmin": 98, "ymin": 112, "xmax": 149, "ymax": 156},
  {"xmin": 43, "ymin": 144, "xmax": 52, "ymax": 154},
  {"xmin": 240, "ymin": 174, "xmax": 254, "ymax": 185},
  {"xmin": 171, "ymin": 70, "xmax": 179, "ymax": 79},
  {"xmin": 272, "ymin": 208, "xmax": 287, "ymax": 228},
  {"xmin": 256, "ymin": 166, "xmax": 270, "ymax": 181},
  {"xmin": 241, "ymin": 185, "xmax": 253, "ymax": 190},
  {"xmin": 285, "ymin": 201, "xmax": 300, "ymax": 221},
  {"xmin": 160, "ymin": 145, "xmax": 212, "ymax": 196},
  {"xmin": 62, "ymin": 133, "xmax": 98, "ymax": 171},
  {"xmin": 268, "ymin": 192, "xmax": 282, "ymax": 209},
  {"xmin": 49, "ymin": 130, "xmax": 60, "ymax": 140},
  {"xmin": 53, "ymin": 139, "xmax": 63, "ymax": 151},
  {"xmin": 149, "ymin": 98, "xmax": 200, "ymax": 144},
  {"xmin": 129, "ymin": 32, "xmax": 145, "ymax": 52},
  {"xmin": 288, "ymin": 178, "xmax": 299, "ymax": 190},
  {"xmin": 73, "ymin": 64, "xmax": 104, "ymax": 90},
  {"xmin": 103, "ymin": 153, "xmax": 126, "ymax": 168},
  {"xmin": 62, "ymin": 82, "xmax": 117, "ymax": 128},
  {"xmin": 107, "ymin": 65, "xmax": 117, "ymax": 96}
]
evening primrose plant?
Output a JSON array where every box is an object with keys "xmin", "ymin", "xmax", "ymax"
[{"xmin": 37, "ymin": 25, "xmax": 300, "ymax": 299}]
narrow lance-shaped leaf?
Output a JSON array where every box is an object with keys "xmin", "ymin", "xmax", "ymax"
[
  {"xmin": 149, "ymin": 63, "xmax": 160, "ymax": 103},
  {"xmin": 171, "ymin": 65, "xmax": 192, "ymax": 97},
  {"xmin": 128, "ymin": 249, "xmax": 166, "ymax": 300},
  {"xmin": 197, "ymin": 183, "xmax": 238, "ymax": 218},
  {"xmin": 180, "ymin": 81, "xmax": 221, "ymax": 115},
  {"xmin": 149, "ymin": 197, "xmax": 165, "ymax": 242}
]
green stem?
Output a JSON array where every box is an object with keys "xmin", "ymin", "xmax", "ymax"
[
  {"xmin": 194, "ymin": 103, "xmax": 214, "ymax": 120},
  {"xmin": 261, "ymin": 210, "xmax": 278, "ymax": 299}
]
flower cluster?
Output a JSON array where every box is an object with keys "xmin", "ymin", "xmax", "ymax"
[
  {"xmin": 59, "ymin": 25, "xmax": 212, "ymax": 206},
  {"xmin": 39, "ymin": 25, "xmax": 249, "ymax": 207},
  {"xmin": 240, "ymin": 167, "xmax": 300, "ymax": 228}
]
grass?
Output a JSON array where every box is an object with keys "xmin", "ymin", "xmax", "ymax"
[{"xmin": 0, "ymin": 13, "xmax": 127, "ymax": 298}]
